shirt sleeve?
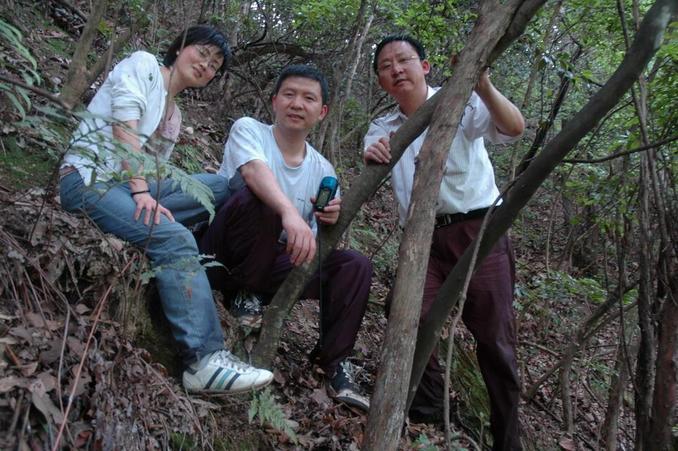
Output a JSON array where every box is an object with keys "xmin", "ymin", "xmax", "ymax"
[
  {"xmin": 220, "ymin": 118, "xmax": 268, "ymax": 179},
  {"xmin": 461, "ymin": 92, "xmax": 518, "ymax": 145},
  {"xmin": 109, "ymin": 52, "xmax": 160, "ymax": 123},
  {"xmin": 363, "ymin": 119, "xmax": 390, "ymax": 152}
]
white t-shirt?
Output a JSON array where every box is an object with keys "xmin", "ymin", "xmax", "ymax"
[
  {"xmin": 364, "ymin": 86, "xmax": 519, "ymax": 225},
  {"xmin": 219, "ymin": 117, "xmax": 338, "ymax": 231},
  {"xmin": 63, "ymin": 51, "xmax": 177, "ymax": 185}
]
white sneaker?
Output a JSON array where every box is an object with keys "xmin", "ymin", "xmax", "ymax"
[{"xmin": 182, "ymin": 350, "xmax": 273, "ymax": 393}]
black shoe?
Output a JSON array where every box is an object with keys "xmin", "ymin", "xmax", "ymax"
[
  {"xmin": 230, "ymin": 290, "xmax": 264, "ymax": 329},
  {"xmin": 327, "ymin": 360, "xmax": 370, "ymax": 411}
]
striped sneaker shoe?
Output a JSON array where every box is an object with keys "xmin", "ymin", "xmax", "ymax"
[{"xmin": 182, "ymin": 350, "xmax": 273, "ymax": 393}]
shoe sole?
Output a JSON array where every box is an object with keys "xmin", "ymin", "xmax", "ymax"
[
  {"xmin": 186, "ymin": 377, "xmax": 272, "ymax": 395},
  {"xmin": 238, "ymin": 315, "xmax": 262, "ymax": 329},
  {"xmin": 326, "ymin": 383, "xmax": 370, "ymax": 411},
  {"xmin": 334, "ymin": 394, "xmax": 370, "ymax": 411}
]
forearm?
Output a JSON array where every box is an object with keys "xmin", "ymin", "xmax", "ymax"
[
  {"xmin": 240, "ymin": 160, "xmax": 299, "ymax": 220},
  {"xmin": 113, "ymin": 121, "xmax": 148, "ymax": 192},
  {"xmin": 475, "ymin": 81, "xmax": 525, "ymax": 137}
]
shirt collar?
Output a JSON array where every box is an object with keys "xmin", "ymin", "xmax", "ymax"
[{"xmin": 391, "ymin": 85, "xmax": 437, "ymax": 123}]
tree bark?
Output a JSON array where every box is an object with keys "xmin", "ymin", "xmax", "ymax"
[
  {"xmin": 648, "ymin": 272, "xmax": 678, "ymax": 450},
  {"xmin": 59, "ymin": 1, "xmax": 142, "ymax": 108},
  {"xmin": 602, "ymin": 317, "xmax": 637, "ymax": 450},
  {"xmin": 363, "ymin": 2, "xmax": 524, "ymax": 449},
  {"xmin": 407, "ymin": 0, "xmax": 677, "ymax": 415},
  {"xmin": 326, "ymin": 11, "xmax": 374, "ymax": 163},
  {"xmin": 316, "ymin": 0, "xmax": 372, "ymax": 160},
  {"xmin": 59, "ymin": 0, "xmax": 108, "ymax": 108},
  {"xmin": 602, "ymin": 205, "xmax": 634, "ymax": 450}
]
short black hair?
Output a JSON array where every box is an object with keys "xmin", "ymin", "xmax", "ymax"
[
  {"xmin": 373, "ymin": 34, "xmax": 426, "ymax": 73},
  {"xmin": 163, "ymin": 25, "xmax": 231, "ymax": 75},
  {"xmin": 273, "ymin": 64, "xmax": 330, "ymax": 105}
]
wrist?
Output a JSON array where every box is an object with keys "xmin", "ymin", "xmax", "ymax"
[{"xmin": 131, "ymin": 189, "xmax": 150, "ymax": 198}]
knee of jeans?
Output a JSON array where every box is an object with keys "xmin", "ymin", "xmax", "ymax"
[
  {"xmin": 211, "ymin": 180, "xmax": 229, "ymax": 206},
  {"xmin": 147, "ymin": 225, "xmax": 201, "ymax": 266}
]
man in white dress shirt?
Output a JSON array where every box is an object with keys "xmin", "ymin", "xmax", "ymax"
[{"xmin": 364, "ymin": 35, "xmax": 525, "ymax": 450}]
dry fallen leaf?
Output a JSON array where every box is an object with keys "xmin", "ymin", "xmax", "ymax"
[
  {"xmin": 0, "ymin": 375, "xmax": 26, "ymax": 393},
  {"xmin": 310, "ymin": 388, "xmax": 331, "ymax": 408},
  {"xmin": 20, "ymin": 361, "xmax": 39, "ymax": 377},
  {"xmin": 559, "ymin": 436, "xmax": 576, "ymax": 450}
]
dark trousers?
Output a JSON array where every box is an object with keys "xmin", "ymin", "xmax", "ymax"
[
  {"xmin": 198, "ymin": 187, "xmax": 372, "ymax": 375},
  {"xmin": 407, "ymin": 218, "xmax": 521, "ymax": 451}
]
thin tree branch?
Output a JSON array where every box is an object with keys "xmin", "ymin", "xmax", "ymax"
[
  {"xmin": 0, "ymin": 74, "xmax": 71, "ymax": 110},
  {"xmin": 564, "ymin": 135, "xmax": 678, "ymax": 164}
]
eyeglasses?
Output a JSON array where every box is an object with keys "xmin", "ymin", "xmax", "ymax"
[
  {"xmin": 196, "ymin": 45, "xmax": 222, "ymax": 72},
  {"xmin": 377, "ymin": 55, "xmax": 420, "ymax": 73}
]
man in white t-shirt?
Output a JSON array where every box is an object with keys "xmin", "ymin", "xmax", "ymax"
[
  {"xmin": 199, "ymin": 65, "xmax": 371, "ymax": 411},
  {"xmin": 364, "ymin": 35, "xmax": 525, "ymax": 449}
]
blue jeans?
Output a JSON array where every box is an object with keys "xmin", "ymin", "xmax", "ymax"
[{"xmin": 60, "ymin": 171, "xmax": 228, "ymax": 365}]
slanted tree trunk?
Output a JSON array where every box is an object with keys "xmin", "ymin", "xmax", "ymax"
[
  {"xmin": 59, "ymin": 0, "xmax": 109, "ymax": 108},
  {"xmin": 59, "ymin": 0, "xmax": 141, "ymax": 108},
  {"xmin": 407, "ymin": 0, "xmax": 677, "ymax": 419},
  {"xmin": 363, "ymin": 2, "xmax": 526, "ymax": 449},
  {"xmin": 516, "ymin": 44, "xmax": 582, "ymax": 176}
]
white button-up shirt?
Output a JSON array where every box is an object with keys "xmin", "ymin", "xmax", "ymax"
[{"xmin": 364, "ymin": 86, "xmax": 519, "ymax": 225}]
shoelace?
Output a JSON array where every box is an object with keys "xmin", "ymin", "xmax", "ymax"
[
  {"xmin": 211, "ymin": 350, "xmax": 251, "ymax": 372},
  {"xmin": 339, "ymin": 361, "xmax": 357, "ymax": 384},
  {"xmin": 235, "ymin": 292, "xmax": 262, "ymax": 312}
]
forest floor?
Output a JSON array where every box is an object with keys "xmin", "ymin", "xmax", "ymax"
[{"xmin": 0, "ymin": 2, "xmax": 637, "ymax": 450}]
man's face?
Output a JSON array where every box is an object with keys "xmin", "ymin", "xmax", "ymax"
[
  {"xmin": 376, "ymin": 41, "xmax": 430, "ymax": 97},
  {"xmin": 272, "ymin": 76, "xmax": 328, "ymax": 132}
]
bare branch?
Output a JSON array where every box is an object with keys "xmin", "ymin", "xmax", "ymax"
[{"xmin": 564, "ymin": 135, "xmax": 678, "ymax": 164}]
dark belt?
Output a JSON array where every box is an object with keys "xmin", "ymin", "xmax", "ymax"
[
  {"xmin": 435, "ymin": 207, "xmax": 491, "ymax": 228},
  {"xmin": 59, "ymin": 166, "xmax": 78, "ymax": 179}
]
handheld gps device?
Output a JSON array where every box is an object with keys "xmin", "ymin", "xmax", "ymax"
[{"xmin": 314, "ymin": 176, "xmax": 338, "ymax": 211}]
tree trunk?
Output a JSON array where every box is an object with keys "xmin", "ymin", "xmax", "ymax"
[
  {"xmin": 326, "ymin": 11, "xmax": 374, "ymax": 163},
  {"xmin": 602, "ymin": 203, "xmax": 634, "ymax": 450},
  {"xmin": 59, "ymin": 0, "xmax": 108, "ymax": 108},
  {"xmin": 407, "ymin": 0, "xmax": 677, "ymax": 415},
  {"xmin": 602, "ymin": 317, "xmax": 637, "ymax": 450},
  {"xmin": 363, "ymin": 2, "xmax": 524, "ymax": 449},
  {"xmin": 316, "ymin": 0, "xmax": 371, "ymax": 161},
  {"xmin": 648, "ymin": 272, "xmax": 678, "ymax": 450},
  {"xmin": 59, "ymin": 0, "xmax": 141, "ymax": 108}
]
